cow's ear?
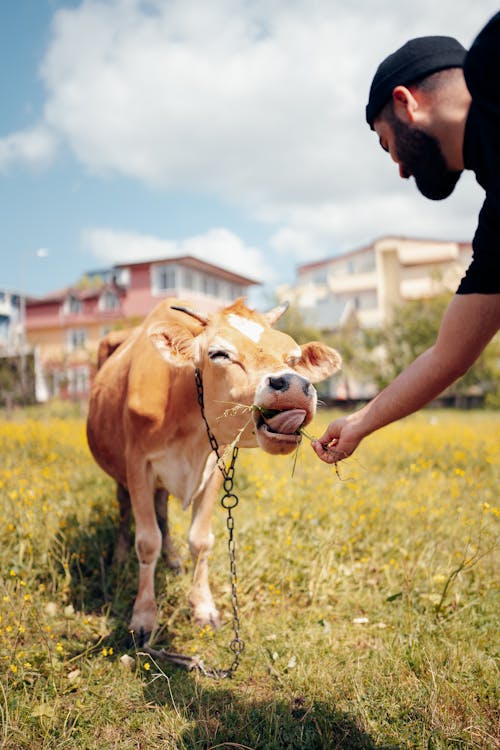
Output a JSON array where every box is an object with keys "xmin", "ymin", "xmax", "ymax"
[
  {"xmin": 294, "ymin": 342, "xmax": 342, "ymax": 383},
  {"xmin": 148, "ymin": 323, "xmax": 198, "ymax": 365},
  {"xmin": 264, "ymin": 301, "xmax": 289, "ymax": 326}
]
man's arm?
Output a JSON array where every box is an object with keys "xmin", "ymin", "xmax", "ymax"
[{"xmin": 312, "ymin": 293, "xmax": 500, "ymax": 463}]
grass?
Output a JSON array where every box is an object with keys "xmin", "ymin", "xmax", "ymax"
[{"xmin": 0, "ymin": 406, "xmax": 498, "ymax": 749}]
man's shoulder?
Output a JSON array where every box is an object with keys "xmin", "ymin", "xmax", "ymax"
[{"xmin": 465, "ymin": 12, "xmax": 500, "ymax": 89}]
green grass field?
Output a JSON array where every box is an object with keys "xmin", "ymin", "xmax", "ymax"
[{"xmin": 0, "ymin": 407, "xmax": 498, "ymax": 749}]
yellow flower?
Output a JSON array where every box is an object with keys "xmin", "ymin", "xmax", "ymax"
[{"xmin": 143, "ymin": 662, "xmax": 151, "ymax": 671}]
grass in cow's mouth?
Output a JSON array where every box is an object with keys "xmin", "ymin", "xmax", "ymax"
[
  {"xmin": 217, "ymin": 401, "xmax": 344, "ymax": 479},
  {"xmin": 218, "ymin": 403, "xmax": 284, "ymax": 422},
  {"xmin": 218, "ymin": 402, "xmax": 314, "ymax": 438},
  {"xmin": 217, "ymin": 401, "xmax": 322, "ymax": 478}
]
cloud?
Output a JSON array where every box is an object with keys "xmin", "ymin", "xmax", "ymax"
[
  {"xmin": 81, "ymin": 226, "xmax": 274, "ymax": 281},
  {"xmin": 4, "ymin": 0, "xmax": 498, "ymax": 269},
  {"xmin": 0, "ymin": 125, "xmax": 57, "ymax": 172}
]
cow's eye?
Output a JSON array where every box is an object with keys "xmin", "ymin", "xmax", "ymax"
[
  {"xmin": 287, "ymin": 349, "xmax": 302, "ymax": 367},
  {"xmin": 209, "ymin": 349, "xmax": 231, "ymax": 361}
]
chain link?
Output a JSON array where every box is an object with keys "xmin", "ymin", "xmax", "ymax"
[{"xmin": 194, "ymin": 367, "xmax": 245, "ymax": 677}]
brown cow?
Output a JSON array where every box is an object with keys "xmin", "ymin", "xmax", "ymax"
[{"xmin": 87, "ymin": 298, "xmax": 341, "ymax": 642}]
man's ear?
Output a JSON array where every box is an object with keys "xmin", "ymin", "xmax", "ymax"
[{"xmin": 392, "ymin": 85, "xmax": 419, "ymax": 124}]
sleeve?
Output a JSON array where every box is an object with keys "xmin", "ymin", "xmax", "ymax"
[
  {"xmin": 465, "ymin": 12, "xmax": 500, "ymax": 117},
  {"xmin": 457, "ymin": 193, "xmax": 500, "ymax": 294}
]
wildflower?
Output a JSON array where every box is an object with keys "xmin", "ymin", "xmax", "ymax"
[
  {"xmin": 143, "ymin": 662, "xmax": 151, "ymax": 671},
  {"xmin": 433, "ymin": 574, "xmax": 447, "ymax": 585}
]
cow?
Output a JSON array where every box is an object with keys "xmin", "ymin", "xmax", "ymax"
[{"xmin": 87, "ymin": 298, "xmax": 341, "ymax": 643}]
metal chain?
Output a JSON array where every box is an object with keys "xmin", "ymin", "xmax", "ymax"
[{"xmin": 194, "ymin": 367, "xmax": 245, "ymax": 678}]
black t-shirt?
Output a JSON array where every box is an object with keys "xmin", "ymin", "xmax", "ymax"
[{"xmin": 459, "ymin": 11, "xmax": 500, "ymax": 293}]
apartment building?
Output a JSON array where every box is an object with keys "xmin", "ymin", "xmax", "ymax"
[
  {"xmin": 26, "ymin": 255, "xmax": 258, "ymax": 400},
  {"xmin": 278, "ymin": 236, "xmax": 472, "ymax": 331},
  {"xmin": 277, "ymin": 236, "xmax": 473, "ymax": 399}
]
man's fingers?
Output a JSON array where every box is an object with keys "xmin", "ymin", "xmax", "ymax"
[{"xmin": 312, "ymin": 439, "xmax": 344, "ymax": 464}]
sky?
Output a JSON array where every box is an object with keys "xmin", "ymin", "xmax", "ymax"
[{"xmin": 1, "ymin": 0, "xmax": 498, "ymax": 305}]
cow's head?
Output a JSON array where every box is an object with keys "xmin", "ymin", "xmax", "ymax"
[{"xmin": 149, "ymin": 299, "xmax": 341, "ymax": 455}]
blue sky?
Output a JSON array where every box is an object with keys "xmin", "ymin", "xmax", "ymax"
[{"xmin": 1, "ymin": 0, "xmax": 497, "ymax": 303}]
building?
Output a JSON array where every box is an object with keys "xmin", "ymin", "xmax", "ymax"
[
  {"xmin": 277, "ymin": 236, "xmax": 473, "ymax": 399},
  {"xmin": 0, "ymin": 289, "xmax": 22, "ymax": 354},
  {"xmin": 278, "ymin": 236, "xmax": 472, "ymax": 331},
  {"xmin": 26, "ymin": 255, "xmax": 258, "ymax": 400}
]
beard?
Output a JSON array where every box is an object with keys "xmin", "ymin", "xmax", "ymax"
[{"xmin": 392, "ymin": 118, "xmax": 462, "ymax": 200}]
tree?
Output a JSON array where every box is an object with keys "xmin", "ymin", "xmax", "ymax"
[
  {"xmin": 275, "ymin": 303, "xmax": 322, "ymax": 344},
  {"xmin": 363, "ymin": 293, "xmax": 500, "ymax": 403}
]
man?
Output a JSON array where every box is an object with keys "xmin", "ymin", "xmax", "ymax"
[{"xmin": 313, "ymin": 12, "xmax": 500, "ymax": 465}]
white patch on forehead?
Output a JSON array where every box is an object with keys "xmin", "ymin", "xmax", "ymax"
[{"xmin": 227, "ymin": 313, "xmax": 264, "ymax": 343}]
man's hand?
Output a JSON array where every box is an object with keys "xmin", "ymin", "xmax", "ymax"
[{"xmin": 311, "ymin": 415, "xmax": 363, "ymax": 464}]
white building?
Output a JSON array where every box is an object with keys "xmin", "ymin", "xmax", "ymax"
[
  {"xmin": 278, "ymin": 236, "xmax": 473, "ymax": 399},
  {"xmin": 0, "ymin": 289, "xmax": 23, "ymax": 353}
]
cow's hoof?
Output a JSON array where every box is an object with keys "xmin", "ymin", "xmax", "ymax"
[
  {"xmin": 193, "ymin": 606, "xmax": 221, "ymax": 630},
  {"xmin": 164, "ymin": 554, "xmax": 183, "ymax": 575},
  {"xmin": 129, "ymin": 626, "xmax": 152, "ymax": 648},
  {"xmin": 129, "ymin": 604, "xmax": 157, "ymax": 645}
]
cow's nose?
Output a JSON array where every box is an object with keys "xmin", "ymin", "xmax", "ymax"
[
  {"xmin": 268, "ymin": 375, "xmax": 289, "ymax": 392},
  {"xmin": 267, "ymin": 373, "xmax": 313, "ymax": 396}
]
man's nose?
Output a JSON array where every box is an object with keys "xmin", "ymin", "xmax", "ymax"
[{"xmin": 398, "ymin": 163, "xmax": 410, "ymax": 179}]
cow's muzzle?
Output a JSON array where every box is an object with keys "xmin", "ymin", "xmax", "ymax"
[{"xmin": 253, "ymin": 372, "xmax": 317, "ymax": 455}]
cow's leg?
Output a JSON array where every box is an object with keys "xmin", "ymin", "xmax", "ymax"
[
  {"xmin": 114, "ymin": 483, "xmax": 132, "ymax": 564},
  {"xmin": 188, "ymin": 469, "xmax": 223, "ymax": 628},
  {"xmin": 154, "ymin": 488, "xmax": 182, "ymax": 573},
  {"xmin": 128, "ymin": 463, "xmax": 161, "ymax": 643}
]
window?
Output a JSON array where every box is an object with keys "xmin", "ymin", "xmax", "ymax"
[
  {"xmin": 183, "ymin": 270, "xmax": 196, "ymax": 290},
  {"xmin": 63, "ymin": 295, "xmax": 82, "ymax": 315},
  {"xmin": 99, "ymin": 290, "xmax": 120, "ymax": 311},
  {"xmin": 67, "ymin": 328, "xmax": 87, "ymax": 351},
  {"xmin": 201, "ymin": 275, "xmax": 219, "ymax": 296},
  {"xmin": 68, "ymin": 366, "xmax": 89, "ymax": 395},
  {"xmin": 115, "ymin": 268, "xmax": 130, "ymax": 287},
  {"xmin": 230, "ymin": 285, "xmax": 243, "ymax": 299},
  {"xmin": 0, "ymin": 314, "xmax": 8, "ymax": 343},
  {"xmin": 152, "ymin": 265, "xmax": 177, "ymax": 295},
  {"xmin": 312, "ymin": 269, "xmax": 328, "ymax": 284}
]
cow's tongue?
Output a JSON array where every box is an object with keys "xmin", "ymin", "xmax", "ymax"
[{"xmin": 263, "ymin": 409, "xmax": 306, "ymax": 435}]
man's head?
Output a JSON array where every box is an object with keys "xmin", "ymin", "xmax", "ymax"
[
  {"xmin": 366, "ymin": 36, "xmax": 467, "ymax": 200},
  {"xmin": 366, "ymin": 36, "xmax": 466, "ymax": 128}
]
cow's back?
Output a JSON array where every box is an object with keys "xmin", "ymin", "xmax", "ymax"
[{"xmin": 87, "ymin": 300, "xmax": 203, "ymax": 487}]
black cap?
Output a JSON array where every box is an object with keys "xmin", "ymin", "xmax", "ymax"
[{"xmin": 366, "ymin": 36, "xmax": 467, "ymax": 128}]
